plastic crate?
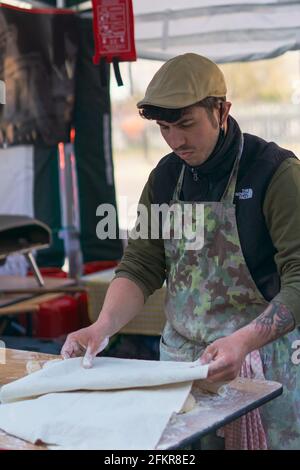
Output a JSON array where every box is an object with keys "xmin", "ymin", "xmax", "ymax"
[{"xmin": 33, "ymin": 295, "xmax": 80, "ymax": 339}]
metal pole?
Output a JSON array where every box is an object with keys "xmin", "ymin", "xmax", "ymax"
[
  {"xmin": 58, "ymin": 141, "xmax": 83, "ymax": 280},
  {"xmin": 25, "ymin": 252, "xmax": 45, "ymax": 287},
  {"xmin": 56, "ymin": 0, "xmax": 83, "ymax": 279}
]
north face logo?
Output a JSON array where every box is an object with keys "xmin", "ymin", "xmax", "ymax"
[{"xmin": 235, "ymin": 188, "xmax": 253, "ymax": 200}]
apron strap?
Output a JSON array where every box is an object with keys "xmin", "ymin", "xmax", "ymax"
[
  {"xmin": 173, "ymin": 165, "xmax": 185, "ymax": 200},
  {"xmin": 221, "ymin": 133, "xmax": 244, "ymax": 203}
]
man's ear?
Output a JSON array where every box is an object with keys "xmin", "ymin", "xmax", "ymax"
[{"xmin": 221, "ymin": 101, "xmax": 232, "ymax": 126}]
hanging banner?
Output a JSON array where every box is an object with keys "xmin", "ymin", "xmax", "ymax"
[
  {"xmin": 0, "ymin": 4, "xmax": 78, "ymax": 146},
  {"xmin": 92, "ymin": 0, "xmax": 136, "ymax": 86}
]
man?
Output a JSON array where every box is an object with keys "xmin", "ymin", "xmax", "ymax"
[{"xmin": 62, "ymin": 53, "xmax": 300, "ymax": 449}]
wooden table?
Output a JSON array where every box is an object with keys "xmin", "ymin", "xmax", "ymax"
[
  {"xmin": 0, "ymin": 276, "xmax": 77, "ymax": 309},
  {"xmin": 0, "ymin": 349, "xmax": 283, "ymax": 450},
  {"xmin": 0, "ymin": 277, "xmax": 79, "ymax": 336}
]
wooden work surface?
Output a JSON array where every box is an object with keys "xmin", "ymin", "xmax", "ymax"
[
  {"xmin": 0, "ymin": 349, "xmax": 56, "ymax": 450},
  {"xmin": 0, "ymin": 276, "xmax": 76, "ymax": 310},
  {"xmin": 0, "ymin": 349, "xmax": 283, "ymax": 450}
]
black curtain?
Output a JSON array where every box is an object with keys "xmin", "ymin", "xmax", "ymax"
[
  {"xmin": 0, "ymin": 5, "xmax": 78, "ymax": 146},
  {"xmin": 34, "ymin": 146, "xmax": 64, "ymax": 267},
  {"xmin": 35, "ymin": 17, "xmax": 123, "ymax": 266},
  {"xmin": 0, "ymin": 5, "xmax": 123, "ymax": 266},
  {"xmin": 74, "ymin": 18, "xmax": 123, "ymax": 262}
]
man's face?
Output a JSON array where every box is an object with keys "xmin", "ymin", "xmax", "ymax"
[{"xmin": 157, "ymin": 104, "xmax": 226, "ymax": 166}]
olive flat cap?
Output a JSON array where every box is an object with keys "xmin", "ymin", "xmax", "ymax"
[{"xmin": 137, "ymin": 53, "xmax": 227, "ymax": 109}]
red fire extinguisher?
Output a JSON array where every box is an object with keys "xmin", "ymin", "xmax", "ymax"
[{"xmin": 91, "ymin": 0, "xmax": 137, "ymax": 87}]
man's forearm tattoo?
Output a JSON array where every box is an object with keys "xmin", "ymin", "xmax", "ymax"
[{"xmin": 253, "ymin": 301, "xmax": 295, "ymax": 340}]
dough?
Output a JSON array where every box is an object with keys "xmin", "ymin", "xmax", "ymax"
[
  {"xmin": 26, "ymin": 360, "xmax": 43, "ymax": 375},
  {"xmin": 0, "ymin": 357, "xmax": 209, "ymax": 450},
  {"xmin": 179, "ymin": 393, "xmax": 196, "ymax": 413},
  {"xmin": 0, "ymin": 384, "xmax": 192, "ymax": 450},
  {"xmin": 195, "ymin": 379, "xmax": 229, "ymax": 396},
  {"xmin": 1, "ymin": 357, "xmax": 209, "ymax": 403},
  {"xmin": 26, "ymin": 359, "xmax": 63, "ymax": 375}
]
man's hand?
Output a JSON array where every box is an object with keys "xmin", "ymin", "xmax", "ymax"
[
  {"xmin": 60, "ymin": 277, "xmax": 146, "ymax": 369},
  {"xmin": 200, "ymin": 302, "xmax": 295, "ymax": 382},
  {"xmin": 61, "ymin": 324, "xmax": 109, "ymax": 369},
  {"xmin": 200, "ymin": 335, "xmax": 248, "ymax": 383}
]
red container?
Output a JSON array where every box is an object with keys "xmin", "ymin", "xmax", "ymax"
[
  {"xmin": 33, "ymin": 295, "xmax": 80, "ymax": 339},
  {"xmin": 27, "ymin": 267, "xmax": 68, "ymax": 278},
  {"xmin": 83, "ymin": 260, "xmax": 118, "ymax": 275},
  {"xmin": 28, "ymin": 261, "xmax": 119, "ymax": 277},
  {"xmin": 74, "ymin": 291, "xmax": 90, "ymax": 329},
  {"xmin": 25, "ymin": 261, "xmax": 118, "ymax": 338}
]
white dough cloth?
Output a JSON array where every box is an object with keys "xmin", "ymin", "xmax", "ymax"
[{"xmin": 0, "ymin": 357, "xmax": 208, "ymax": 450}]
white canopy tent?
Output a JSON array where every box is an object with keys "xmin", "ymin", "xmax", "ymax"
[
  {"xmin": 3, "ymin": 0, "xmax": 300, "ymax": 64},
  {"xmin": 132, "ymin": 0, "xmax": 300, "ymax": 63},
  {"xmin": 1, "ymin": 0, "xmax": 299, "ymax": 276}
]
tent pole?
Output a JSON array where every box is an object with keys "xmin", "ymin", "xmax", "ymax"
[
  {"xmin": 57, "ymin": 140, "xmax": 83, "ymax": 280},
  {"xmin": 55, "ymin": 0, "xmax": 83, "ymax": 280}
]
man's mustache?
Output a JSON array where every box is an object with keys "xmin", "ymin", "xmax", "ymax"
[{"xmin": 175, "ymin": 147, "xmax": 194, "ymax": 153}]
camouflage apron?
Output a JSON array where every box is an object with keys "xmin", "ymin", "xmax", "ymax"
[{"xmin": 161, "ymin": 134, "xmax": 300, "ymax": 449}]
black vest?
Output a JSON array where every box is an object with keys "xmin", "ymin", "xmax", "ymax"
[{"xmin": 152, "ymin": 133, "xmax": 296, "ymax": 301}]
